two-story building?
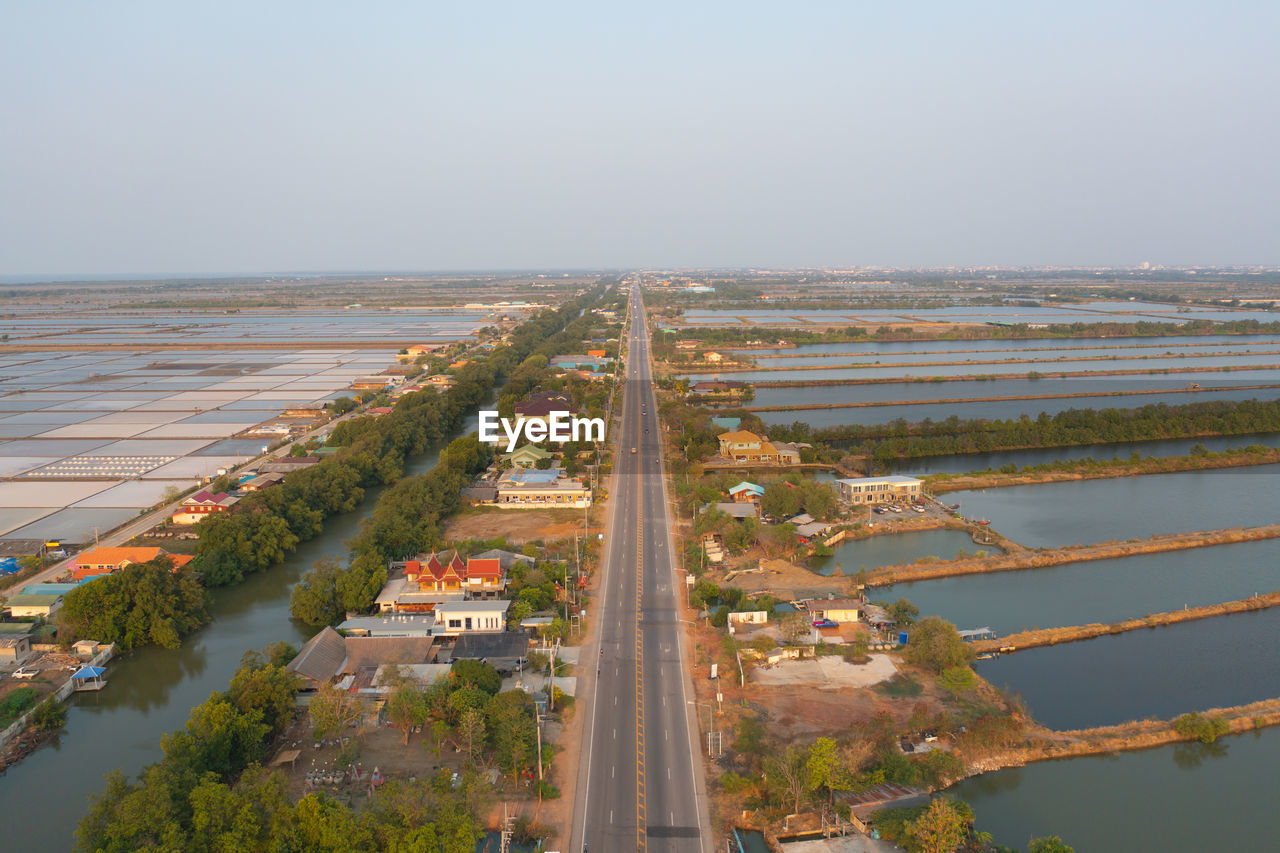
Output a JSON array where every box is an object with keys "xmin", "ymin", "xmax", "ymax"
[
  {"xmin": 835, "ymin": 476, "xmax": 923, "ymax": 505},
  {"xmin": 495, "ymin": 468, "xmax": 592, "ymax": 509},
  {"xmin": 432, "ymin": 600, "xmax": 511, "ymax": 635},
  {"xmin": 170, "ymin": 490, "xmax": 238, "ymax": 525},
  {"xmin": 376, "ymin": 551, "xmax": 509, "ymax": 613}
]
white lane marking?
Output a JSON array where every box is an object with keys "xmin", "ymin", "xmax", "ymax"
[{"xmin": 612, "ymin": 765, "xmax": 615, "ymax": 779}]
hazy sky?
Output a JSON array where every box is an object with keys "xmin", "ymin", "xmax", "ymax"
[{"xmin": 2, "ymin": 1, "xmax": 1277, "ymax": 275}]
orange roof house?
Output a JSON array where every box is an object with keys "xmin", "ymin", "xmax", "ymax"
[{"xmin": 72, "ymin": 547, "xmax": 194, "ymax": 581}]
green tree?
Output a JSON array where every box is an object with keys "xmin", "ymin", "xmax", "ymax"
[
  {"xmin": 761, "ymin": 481, "xmax": 801, "ymax": 519},
  {"xmin": 386, "ymin": 683, "xmax": 429, "ymax": 744},
  {"xmin": 57, "ymin": 560, "xmax": 210, "ymax": 651},
  {"xmin": 450, "ymin": 659, "xmax": 502, "ymax": 695},
  {"xmin": 484, "ymin": 691, "xmax": 538, "ymax": 783},
  {"xmin": 288, "ymin": 557, "xmax": 347, "ymax": 626},
  {"xmin": 765, "ymin": 744, "xmax": 810, "ymax": 814},
  {"xmin": 886, "ymin": 598, "xmax": 920, "ymax": 626},
  {"xmin": 309, "ymin": 682, "xmax": 363, "ymax": 739},
  {"xmin": 910, "ymin": 798, "xmax": 970, "ymax": 853},
  {"xmin": 457, "ymin": 707, "xmax": 486, "ymax": 763},
  {"xmin": 227, "ymin": 654, "xmax": 299, "ymax": 735},
  {"xmin": 161, "ymin": 696, "xmax": 271, "ymax": 781},
  {"xmin": 806, "ymin": 737, "xmax": 851, "ymax": 804},
  {"xmin": 906, "ymin": 617, "xmax": 972, "ymax": 674},
  {"xmin": 1029, "ymin": 837, "xmax": 1076, "ymax": 853}
]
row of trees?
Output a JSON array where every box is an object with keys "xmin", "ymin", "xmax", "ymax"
[
  {"xmin": 57, "ymin": 559, "xmax": 210, "ymax": 650},
  {"xmin": 193, "ymin": 285, "xmax": 607, "ymax": 589},
  {"xmin": 289, "ymin": 287, "xmax": 620, "ymax": 626},
  {"xmin": 77, "ymin": 645, "xmax": 487, "ymax": 853},
  {"xmin": 765, "ymin": 398, "xmax": 1280, "ymax": 461}
]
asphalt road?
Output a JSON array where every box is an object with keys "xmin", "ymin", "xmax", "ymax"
[{"xmin": 570, "ymin": 290, "xmax": 712, "ymax": 852}]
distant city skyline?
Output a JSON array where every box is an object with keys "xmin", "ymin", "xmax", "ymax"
[{"xmin": 2, "ymin": 1, "xmax": 1277, "ymax": 275}]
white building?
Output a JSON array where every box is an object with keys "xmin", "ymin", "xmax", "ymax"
[
  {"xmin": 432, "ymin": 600, "xmax": 511, "ymax": 635},
  {"xmin": 835, "ymin": 475, "xmax": 922, "ymax": 504}
]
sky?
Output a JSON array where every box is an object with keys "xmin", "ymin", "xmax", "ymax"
[{"xmin": 1, "ymin": 1, "xmax": 1277, "ymax": 276}]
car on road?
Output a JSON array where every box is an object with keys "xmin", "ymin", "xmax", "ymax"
[{"xmin": 631, "ymin": 448, "xmax": 637, "ymax": 454}]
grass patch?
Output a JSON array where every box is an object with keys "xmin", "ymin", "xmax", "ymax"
[{"xmin": 875, "ymin": 673, "xmax": 924, "ymax": 699}]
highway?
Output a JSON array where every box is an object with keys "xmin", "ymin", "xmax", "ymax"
[{"xmin": 569, "ymin": 288, "xmax": 712, "ymax": 852}]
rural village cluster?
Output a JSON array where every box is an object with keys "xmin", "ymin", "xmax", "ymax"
[{"xmin": 5, "ymin": 270, "xmax": 1280, "ymax": 853}]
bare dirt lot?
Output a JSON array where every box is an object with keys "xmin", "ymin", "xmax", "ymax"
[
  {"xmin": 750, "ymin": 654, "xmax": 897, "ymax": 688},
  {"xmin": 441, "ymin": 506, "xmax": 602, "ymax": 545}
]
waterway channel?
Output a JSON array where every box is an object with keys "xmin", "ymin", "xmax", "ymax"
[{"xmin": 0, "ymin": 429, "xmax": 466, "ymax": 851}]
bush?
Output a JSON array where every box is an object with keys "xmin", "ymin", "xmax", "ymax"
[
  {"xmin": 905, "ymin": 617, "xmax": 972, "ymax": 674},
  {"xmin": 30, "ymin": 698, "xmax": 67, "ymax": 732},
  {"xmin": 0, "ymin": 687, "xmax": 39, "ymax": 726},
  {"xmin": 1174, "ymin": 712, "xmax": 1230, "ymax": 744}
]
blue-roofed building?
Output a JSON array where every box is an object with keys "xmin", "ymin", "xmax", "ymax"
[
  {"xmin": 21, "ymin": 582, "xmax": 84, "ymax": 596},
  {"xmin": 711, "ymin": 416, "xmax": 741, "ymax": 431},
  {"xmin": 728, "ymin": 481, "xmax": 764, "ymax": 504},
  {"xmin": 501, "ymin": 467, "xmax": 563, "ymax": 485}
]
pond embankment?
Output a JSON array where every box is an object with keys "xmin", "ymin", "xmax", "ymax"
[
  {"xmin": 747, "ymin": 362, "xmax": 1280, "ymax": 388},
  {"xmin": 926, "ymin": 446, "xmax": 1280, "ymax": 493},
  {"xmin": 689, "ymin": 349, "xmax": 1280, "ymax": 374},
  {"xmin": 865, "ymin": 523, "xmax": 1280, "ymax": 586},
  {"xmin": 971, "ymin": 592, "xmax": 1280, "ymax": 654},
  {"xmin": 967, "ymin": 695, "xmax": 1280, "ymax": 778},
  {"xmin": 738, "ymin": 382, "xmax": 1280, "ymax": 412}
]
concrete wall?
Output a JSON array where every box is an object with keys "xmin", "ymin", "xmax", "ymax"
[{"xmin": 0, "ymin": 644, "xmax": 115, "ymax": 752}]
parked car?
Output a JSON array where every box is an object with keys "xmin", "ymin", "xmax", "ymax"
[
  {"xmin": 13, "ymin": 666, "xmax": 37, "ymax": 679},
  {"xmin": 812, "ymin": 619, "xmax": 839, "ymax": 629}
]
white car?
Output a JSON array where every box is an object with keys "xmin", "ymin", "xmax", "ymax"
[{"xmin": 13, "ymin": 666, "xmax": 37, "ymax": 679}]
